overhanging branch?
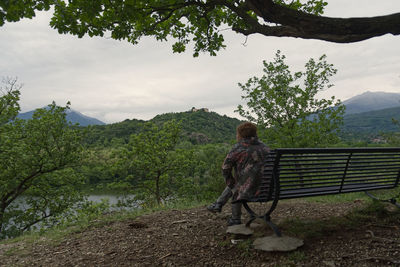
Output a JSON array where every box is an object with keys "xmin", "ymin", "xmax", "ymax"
[{"xmin": 243, "ymin": 0, "xmax": 400, "ymax": 43}]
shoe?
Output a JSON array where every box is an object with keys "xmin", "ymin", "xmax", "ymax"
[
  {"xmin": 207, "ymin": 202, "xmax": 222, "ymax": 213},
  {"xmin": 227, "ymin": 217, "xmax": 241, "ymax": 226}
]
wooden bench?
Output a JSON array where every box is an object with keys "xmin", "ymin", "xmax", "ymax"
[{"xmin": 242, "ymin": 148, "xmax": 400, "ymax": 236}]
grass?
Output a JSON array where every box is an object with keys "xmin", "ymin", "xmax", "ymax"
[
  {"xmin": 304, "ymin": 192, "xmax": 366, "ymax": 203},
  {"xmin": 236, "ymin": 239, "xmax": 253, "ymax": 257}
]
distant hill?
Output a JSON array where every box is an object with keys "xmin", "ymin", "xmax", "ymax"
[
  {"xmin": 151, "ymin": 110, "xmax": 242, "ymax": 144},
  {"xmin": 343, "ymin": 106, "xmax": 400, "ymax": 134},
  {"xmin": 343, "ymin": 91, "xmax": 400, "ymax": 114},
  {"xmin": 18, "ymin": 109, "xmax": 105, "ymax": 126},
  {"xmin": 85, "ymin": 109, "xmax": 242, "ymax": 145},
  {"xmin": 84, "ymin": 103, "xmax": 400, "ymax": 146}
]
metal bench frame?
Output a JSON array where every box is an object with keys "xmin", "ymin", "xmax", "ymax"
[{"xmin": 242, "ymin": 148, "xmax": 400, "ymax": 236}]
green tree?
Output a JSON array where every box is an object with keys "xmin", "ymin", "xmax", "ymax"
[
  {"xmin": 189, "ymin": 143, "xmax": 231, "ymax": 200},
  {"xmin": 0, "ymin": 78, "xmax": 84, "ymax": 239},
  {"xmin": 1, "ymin": 1, "xmax": 399, "ymax": 56},
  {"xmin": 79, "ymin": 147, "xmax": 120, "ymax": 187},
  {"xmin": 236, "ymin": 50, "xmax": 345, "ymax": 148},
  {"xmin": 117, "ymin": 120, "xmax": 193, "ymax": 205},
  {"xmin": 385, "ymin": 119, "xmax": 400, "ymax": 146}
]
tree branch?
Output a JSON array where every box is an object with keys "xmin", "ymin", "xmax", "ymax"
[{"xmin": 241, "ymin": 0, "xmax": 400, "ymax": 42}]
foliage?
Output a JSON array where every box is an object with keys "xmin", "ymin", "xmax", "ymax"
[
  {"xmin": 115, "ymin": 120, "xmax": 194, "ymax": 205},
  {"xmin": 236, "ymin": 50, "xmax": 345, "ymax": 148},
  {"xmin": 83, "ymin": 118, "xmax": 145, "ymax": 146},
  {"xmin": 78, "ymin": 147, "xmax": 121, "ymax": 187},
  {"xmin": 0, "ymin": 78, "xmax": 84, "ymax": 239},
  {"xmin": 0, "ymin": 77, "xmax": 21, "ymax": 125},
  {"xmin": 0, "ymin": 0, "xmax": 328, "ymax": 56},
  {"xmin": 151, "ymin": 110, "xmax": 241, "ymax": 144},
  {"xmin": 384, "ymin": 118, "xmax": 400, "ymax": 146},
  {"xmin": 84, "ymin": 110, "xmax": 241, "ymax": 147},
  {"xmin": 186, "ymin": 143, "xmax": 231, "ymax": 200}
]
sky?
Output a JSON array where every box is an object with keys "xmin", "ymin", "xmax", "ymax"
[{"xmin": 0, "ymin": 1, "xmax": 400, "ymax": 124}]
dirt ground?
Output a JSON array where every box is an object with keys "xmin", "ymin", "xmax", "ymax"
[{"xmin": 1, "ymin": 199, "xmax": 399, "ymax": 266}]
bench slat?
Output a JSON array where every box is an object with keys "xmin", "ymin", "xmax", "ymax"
[
  {"xmin": 280, "ymin": 170, "xmax": 399, "ymax": 181},
  {"xmin": 277, "ymin": 184, "xmax": 396, "ymax": 199}
]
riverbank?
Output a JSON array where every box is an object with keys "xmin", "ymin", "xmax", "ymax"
[{"xmin": 1, "ymin": 198, "xmax": 399, "ymax": 266}]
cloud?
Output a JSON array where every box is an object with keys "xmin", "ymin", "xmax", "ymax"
[{"xmin": 1, "ymin": 1, "xmax": 400, "ymax": 123}]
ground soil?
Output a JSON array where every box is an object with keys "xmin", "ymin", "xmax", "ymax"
[{"xmin": 0, "ymin": 199, "xmax": 399, "ymax": 266}]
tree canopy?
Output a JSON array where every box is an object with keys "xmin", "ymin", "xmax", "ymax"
[
  {"xmin": 1, "ymin": 1, "xmax": 399, "ymax": 56},
  {"xmin": 115, "ymin": 120, "xmax": 193, "ymax": 205},
  {"xmin": 236, "ymin": 51, "xmax": 345, "ymax": 148},
  {"xmin": 0, "ymin": 78, "xmax": 84, "ymax": 239}
]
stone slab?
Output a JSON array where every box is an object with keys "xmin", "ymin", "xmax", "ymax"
[
  {"xmin": 253, "ymin": 235, "xmax": 304, "ymax": 252},
  {"xmin": 248, "ymin": 221, "xmax": 264, "ymax": 230},
  {"xmin": 226, "ymin": 224, "xmax": 254, "ymax": 235}
]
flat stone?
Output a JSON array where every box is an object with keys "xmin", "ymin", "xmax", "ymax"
[
  {"xmin": 253, "ymin": 235, "xmax": 304, "ymax": 252},
  {"xmin": 248, "ymin": 221, "xmax": 264, "ymax": 230},
  {"xmin": 226, "ymin": 224, "xmax": 254, "ymax": 235}
]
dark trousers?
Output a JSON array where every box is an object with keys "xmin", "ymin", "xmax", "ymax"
[{"xmin": 216, "ymin": 186, "xmax": 242, "ymax": 220}]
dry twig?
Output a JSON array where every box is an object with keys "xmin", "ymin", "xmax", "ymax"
[{"xmin": 159, "ymin": 253, "xmax": 174, "ymax": 260}]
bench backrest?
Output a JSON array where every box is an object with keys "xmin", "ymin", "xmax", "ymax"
[{"xmin": 253, "ymin": 148, "xmax": 400, "ymax": 202}]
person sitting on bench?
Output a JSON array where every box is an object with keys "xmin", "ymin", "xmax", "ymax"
[{"xmin": 207, "ymin": 122, "xmax": 270, "ymax": 225}]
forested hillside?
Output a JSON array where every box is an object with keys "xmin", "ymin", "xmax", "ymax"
[
  {"xmin": 82, "ymin": 105, "xmax": 400, "ymax": 146},
  {"xmin": 152, "ymin": 110, "xmax": 242, "ymax": 144},
  {"xmin": 84, "ymin": 110, "xmax": 242, "ymax": 146},
  {"xmin": 343, "ymin": 106, "xmax": 400, "ymax": 133},
  {"xmin": 338, "ymin": 106, "xmax": 400, "ymax": 143}
]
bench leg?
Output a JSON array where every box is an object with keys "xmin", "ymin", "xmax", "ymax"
[
  {"xmin": 364, "ymin": 191, "xmax": 400, "ymax": 209},
  {"xmin": 263, "ymin": 215, "xmax": 282, "ymax": 237},
  {"xmin": 242, "ymin": 202, "xmax": 282, "ymax": 237}
]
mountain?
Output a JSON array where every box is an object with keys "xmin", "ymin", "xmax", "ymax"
[
  {"xmin": 18, "ymin": 109, "xmax": 105, "ymax": 126},
  {"xmin": 343, "ymin": 91, "xmax": 400, "ymax": 114},
  {"xmin": 85, "ymin": 109, "xmax": 242, "ymax": 146}
]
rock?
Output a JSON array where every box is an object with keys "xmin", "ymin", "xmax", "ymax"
[
  {"xmin": 226, "ymin": 224, "xmax": 254, "ymax": 235},
  {"xmin": 230, "ymin": 239, "xmax": 244, "ymax": 245},
  {"xmin": 248, "ymin": 221, "xmax": 264, "ymax": 230},
  {"xmin": 253, "ymin": 235, "xmax": 304, "ymax": 252}
]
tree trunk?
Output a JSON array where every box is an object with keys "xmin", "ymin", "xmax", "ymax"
[
  {"xmin": 240, "ymin": 0, "xmax": 400, "ymax": 43},
  {"xmin": 0, "ymin": 207, "xmax": 5, "ymax": 238},
  {"xmin": 155, "ymin": 171, "xmax": 161, "ymax": 205}
]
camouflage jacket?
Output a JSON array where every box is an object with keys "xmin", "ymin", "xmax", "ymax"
[{"xmin": 222, "ymin": 137, "xmax": 270, "ymax": 202}]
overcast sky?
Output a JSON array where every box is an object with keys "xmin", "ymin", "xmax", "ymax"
[{"xmin": 1, "ymin": 1, "xmax": 400, "ymax": 123}]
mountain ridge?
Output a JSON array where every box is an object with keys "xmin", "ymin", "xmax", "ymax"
[
  {"xmin": 342, "ymin": 91, "xmax": 400, "ymax": 114},
  {"xmin": 17, "ymin": 108, "xmax": 105, "ymax": 126},
  {"xmin": 18, "ymin": 91, "xmax": 400, "ymax": 144}
]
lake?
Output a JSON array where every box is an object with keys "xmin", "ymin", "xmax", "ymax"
[{"xmin": 2, "ymin": 193, "xmax": 137, "ymax": 238}]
